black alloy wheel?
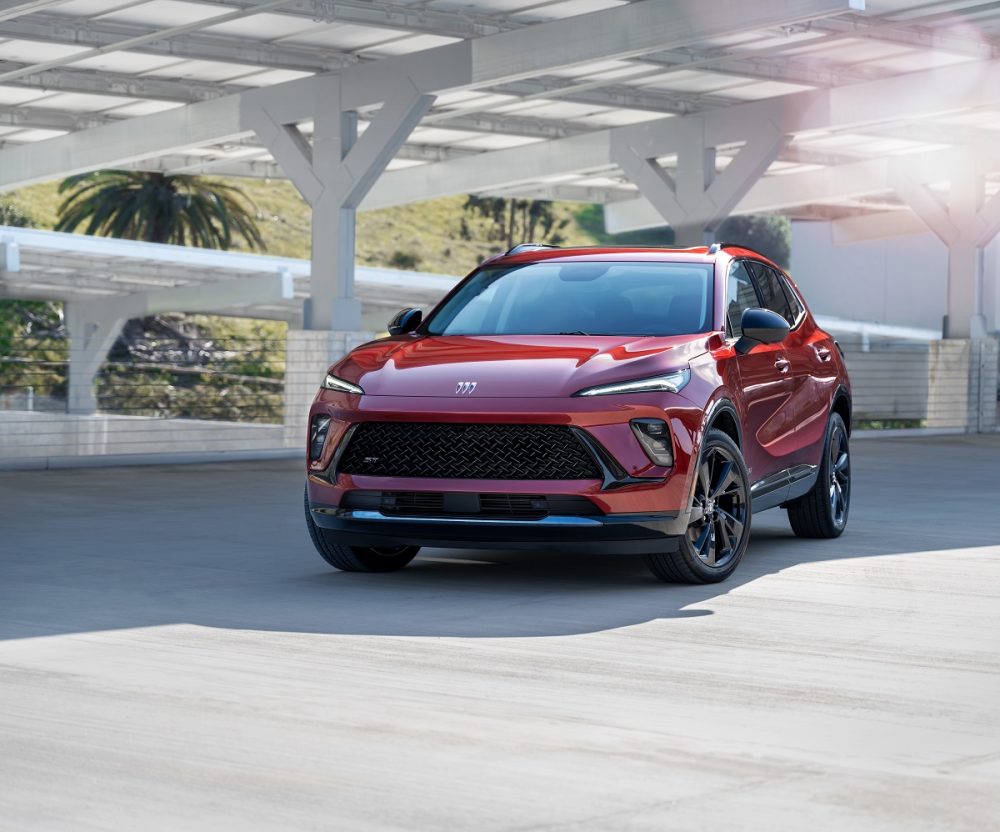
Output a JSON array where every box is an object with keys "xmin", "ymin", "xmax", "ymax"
[
  {"xmin": 787, "ymin": 412, "xmax": 851, "ymax": 539},
  {"xmin": 687, "ymin": 443, "xmax": 749, "ymax": 570},
  {"xmin": 643, "ymin": 429, "xmax": 752, "ymax": 584}
]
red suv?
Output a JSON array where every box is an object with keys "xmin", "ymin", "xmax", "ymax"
[{"xmin": 304, "ymin": 244, "xmax": 852, "ymax": 583}]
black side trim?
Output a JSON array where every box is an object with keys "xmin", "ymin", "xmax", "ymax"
[
  {"xmin": 569, "ymin": 427, "xmax": 665, "ymax": 491},
  {"xmin": 751, "ymin": 464, "xmax": 818, "ymax": 512}
]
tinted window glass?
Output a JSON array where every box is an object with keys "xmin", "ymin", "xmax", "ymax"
[
  {"xmin": 725, "ymin": 261, "xmax": 760, "ymax": 338},
  {"xmin": 778, "ymin": 273, "xmax": 804, "ymax": 323},
  {"xmin": 426, "ymin": 261, "xmax": 714, "ymax": 337},
  {"xmin": 748, "ymin": 261, "xmax": 794, "ymax": 325}
]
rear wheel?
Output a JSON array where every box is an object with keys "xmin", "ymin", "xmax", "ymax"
[
  {"xmin": 787, "ymin": 412, "xmax": 850, "ymax": 539},
  {"xmin": 643, "ymin": 429, "xmax": 751, "ymax": 584},
  {"xmin": 304, "ymin": 486, "xmax": 419, "ymax": 572}
]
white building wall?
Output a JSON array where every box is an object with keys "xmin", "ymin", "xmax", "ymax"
[{"xmin": 791, "ymin": 220, "xmax": 1000, "ymax": 334}]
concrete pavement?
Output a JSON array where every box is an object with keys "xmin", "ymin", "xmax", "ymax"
[{"xmin": 1, "ymin": 435, "xmax": 999, "ymax": 830}]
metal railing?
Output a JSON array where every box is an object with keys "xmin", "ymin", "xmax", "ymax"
[{"xmin": 1, "ymin": 336, "xmax": 285, "ymax": 424}]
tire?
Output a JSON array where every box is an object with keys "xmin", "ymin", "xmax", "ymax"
[
  {"xmin": 643, "ymin": 429, "xmax": 752, "ymax": 584},
  {"xmin": 304, "ymin": 486, "xmax": 419, "ymax": 572},
  {"xmin": 787, "ymin": 412, "xmax": 851, "ymax": 539}
]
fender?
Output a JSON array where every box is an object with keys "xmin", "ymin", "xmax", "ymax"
[{"xmin": 702, "ymin": 396, "xmax": 743, "ymax": 449}]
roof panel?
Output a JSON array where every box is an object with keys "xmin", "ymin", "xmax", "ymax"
[
  {"xmin": 283, "ymin": 23, "xmax": 414, "ymax": 50},
  {"xmin": 450, "ymin": 134, "xmax": 543, "ymax": 150},
  {"xmin": 0, "ymin": 86, "xmax": 55, "ymax": 106},
  {"xmin": 509, "ymin": 0, "xmax": 627, "ymax": 21},
  {"xmin": 70, "ymin": 51, "xmax": 184, "ymax": 73},
  {"xmin": 229, "ymin": 69, "xmax": 314, "ymax": 88},
  {"xmin": 5, "ymin": 128, "xmax": 69, "ymax": 142},
  {"xmin": 40, "ymin": 0, "xmax": 139, "ymax": 14},
  {"xmin": 202, "ymin": 13, "xmax": 317, "ymax": 40},
  {"xmin": 97, "ymin": 0, "xmax": 238, "ymax": 27},
  {"xmin": 0, "ymin": 40, "xmax": 90, "ymax": 62},
  {"xmin": 141, "ymin": 59, "xmax": 264, "ymax": 82},
  {"xmin": 31, "ymin": 92, "xmax": 139, "ymax": 112},
  {"xmin": 103, "ymin": 100, "xmax": 186, "ymax": 117},
  {"xmin": 719, "ymin": 79, "xmax": 817, "ymax": 100},
  {"xmin": 362, "ymin": 33, "xmax": 463, "ymax": 56}
]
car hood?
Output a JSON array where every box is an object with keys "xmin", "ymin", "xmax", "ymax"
[{"xmin": 330, "ymin": 333, "xmax": 712, "ymax": 398}]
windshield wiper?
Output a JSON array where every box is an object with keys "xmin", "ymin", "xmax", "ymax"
[{"xmin": 557, "ymin": 330, "xmax": 591, "ymax": 336}]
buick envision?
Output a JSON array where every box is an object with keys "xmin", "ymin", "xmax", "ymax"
[{"xmin": 304, "ymin": 244, "xmax": 852, "ymax": 583}]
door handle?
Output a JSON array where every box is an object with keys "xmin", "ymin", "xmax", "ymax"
[
  {"xmin": 774, "ymin": 357, "xmax": 791, "ymax": 373},
  {"xmin": 814, "ymin": 346, "xmax": 832, "ymax": 362}
]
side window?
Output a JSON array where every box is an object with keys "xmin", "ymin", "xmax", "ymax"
[
  {"xmin": 725, "ymin": 261, "xmax": 760, "ymax": 338},
  {"xmin": 778, "ymin": 273, "xmax": 804, "ymax": 324},
  {"xmin": 748, "ymin": 261, "xmax": 794, "ymax": 325}
]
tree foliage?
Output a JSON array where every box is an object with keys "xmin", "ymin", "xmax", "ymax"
[
  {"xmin": 55, "ymin": 171, "xmax": 266, "ymax": 250},
  {"xmin": 715, "ymin": 215, "xmax": 791, "ymax": 269},
  {"xmin": 0, "ymin": 200, "xmax": 37, "ymax": 229},
  {"xmin": 462, "ymin": 196, "xmax": 570, "ymax": 253},
  {"xmin": 574, "ymin": 203, "xmax": 676, "ymax": 247}
]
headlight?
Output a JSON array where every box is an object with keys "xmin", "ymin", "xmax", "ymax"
[
  {"xmin": 573, "ymin": 368, "xmax": 690, "ymax": 397},
  {"xmin": 631, "ymin": 418, "xmax": 674, "ymax": 467},
  {"xmin": 322, "ymin": 373, "xmax": 364, "ymax": 395},
  {"xmin": 309, "ymin": 415, "xmax": 332, "ymax": 461}
]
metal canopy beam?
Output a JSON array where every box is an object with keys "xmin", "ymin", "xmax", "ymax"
[
  {"xmin": 0, "ymin": 0, "xmax": 861, "ymax": 191},
  {"xmin": 356, "ymin": 56, "xmax": 1000, "ymax": 214}
]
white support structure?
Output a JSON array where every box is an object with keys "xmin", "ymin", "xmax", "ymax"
[
  {"xmin": 65, "ymin": 301, "xmax": 126, "ymax": 415},
  {"xmin": 891, "ymin": 161, "xmax": 1000, "ymax": 339},
  {"xmin": 0, "ymin": 0, "xmax": 861, "ymax": 193},
  {"xmin": 243, "ymin": 76, "xmax": 433, "ymax": 331},
  {"xmin": 63, "ymin": 273, "xmax": 293, "ymax": 415},
  {"xmin": 610, "ymin": 118, "xmax": 790, "ymax": 245}
]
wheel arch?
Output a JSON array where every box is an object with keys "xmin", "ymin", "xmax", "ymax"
[
  {"xmin": 704, "ymin": 398, "xmax": 742, "ymax": 449},
  {"xmin": 832, "ymin": 386, "xmax": 852, "ymax": 435}
]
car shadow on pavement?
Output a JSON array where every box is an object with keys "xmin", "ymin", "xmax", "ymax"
[{"xmin": 3, "ymin": 436, "xmax": 1000, "ymax": 641}]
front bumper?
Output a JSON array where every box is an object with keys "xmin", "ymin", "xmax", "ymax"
[
  {"xmin": 307, "ymin": 392, "xmax": 704, "ymax": 517},
  {"xmin": 309, "ymin": 504, "xmax": 686, "ymax": 554}
]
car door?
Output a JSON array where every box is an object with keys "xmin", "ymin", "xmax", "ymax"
[
  {"xmin": 723, "ymin": 260, "xmax": 794, "ymax": 486},
  {"xmin": 756, "ymin": 264, "xmax": 834, "ymax": 469}
]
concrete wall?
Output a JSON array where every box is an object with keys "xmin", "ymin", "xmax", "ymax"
[
  {"xmin": 0, "ymin": 411, "xmax": 285, "ymax": 469},
  {"xmin": 790, "ymin": 221, "xmax": 1000, "ymax": 334}
]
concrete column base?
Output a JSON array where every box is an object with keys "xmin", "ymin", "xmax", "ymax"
[
  {"xmin": 926, "ymin": 338, "xmax": 998, "ymax": 431},
  {"xmin": 284, "ymin": 329, "xmax": 373, "ymax": 449}
]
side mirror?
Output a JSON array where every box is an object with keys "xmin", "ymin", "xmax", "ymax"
[
  {"xmin": 388, "ymin": 308, "xmax": 422, "ymax": 336},
  {"xmin": 736, "ymin": 308, "xmax": 789, "ymax": 354}
]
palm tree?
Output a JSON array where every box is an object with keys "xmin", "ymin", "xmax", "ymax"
[{"xmin": 55, "ymin": 171, "xmax": 266, "ymax": 251}]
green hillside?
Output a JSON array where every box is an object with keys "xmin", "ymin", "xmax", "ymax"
[{"xmin": 7, "ymin": 177, "xmax": 602, "ymax": 276}]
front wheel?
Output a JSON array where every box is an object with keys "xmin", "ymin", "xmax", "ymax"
[
  {"xmin": 304, "ymin": 486, "xmax": 419, "ymax": 572},
  {"xmin": 786, "ymin": 412, "xmax": 851, "ymax": 539},
  {"xmin": 643, "ymin": 429, "xmax": 752, "ymax": 584}
]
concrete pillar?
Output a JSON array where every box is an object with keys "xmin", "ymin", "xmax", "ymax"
[
  {"xmin": 891, "ymin": 163, "xmax": 1000, "ymax": 339},
  {"xmin": 610, "ymin": 117, "xmax": 789, "ymax": 246},
  {"xmin": 283, "ymin": 328, "xmax": 373, "ymax": 449},
  {"xmin": 925, "ymin": 338, "xmax": 998, "ymax": 432},
  {"xmin": 65, "ymin": 301, "xmax": 124, "ymax": 415},
  {"xmin": 244, "ymin": 77, "xmax": 432, "ymax": 336}
]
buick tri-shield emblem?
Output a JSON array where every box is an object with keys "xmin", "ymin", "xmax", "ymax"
[{"xmin": 455, "ymin": 381, "xmax": 477, "ymax": 395}]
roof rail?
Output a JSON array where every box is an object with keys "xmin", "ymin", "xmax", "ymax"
[{"xmin": 505, "ymin": 243, "xmax": 561, "ymax": 255}]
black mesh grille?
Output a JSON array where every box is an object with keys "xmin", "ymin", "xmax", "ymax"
[{"xmin": 338, "ymin": 422, "xmax": 601, "ymax": 480}]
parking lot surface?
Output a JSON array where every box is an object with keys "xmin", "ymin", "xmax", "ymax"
[{"xmin": 2, "ymin": 435, "xmax": 999, "ymax": 831}]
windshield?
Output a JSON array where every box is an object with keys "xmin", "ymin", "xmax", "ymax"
[{"xmin": 425, "ymin": 261, "xmax": 714, "ymax": 337}]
